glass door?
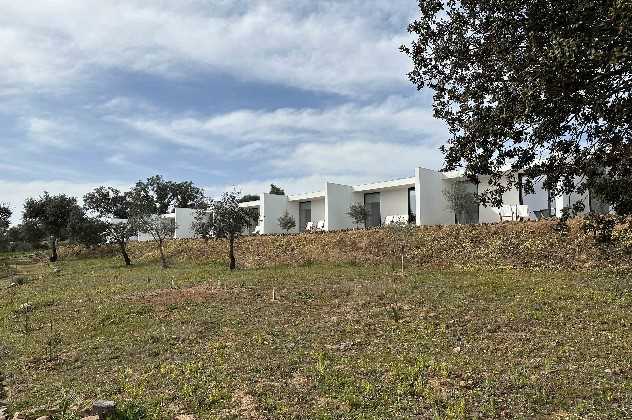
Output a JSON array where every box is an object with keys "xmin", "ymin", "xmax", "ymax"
[
  {"xmin": 299, "ymin": 201, "xmax": 311, "ymax": 232},
  {"xmin": 364, "ymin": 192, "xmax": 381, "ymax": 228}
]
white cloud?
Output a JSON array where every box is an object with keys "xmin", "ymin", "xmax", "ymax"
[
  {"xmin": 0, "ymin": 0, "xmax": 416, "ymax": 96},
  {"xmin": 24, "ymin": 117, "xmax": 74, "ymax": 148},
  {"xmin": 113, "ymin": 96, "xmax": 447, "ymax": 155},
  {"xmin": 273, "ymin": 141, "xmax": 443, "ymax": 177}
]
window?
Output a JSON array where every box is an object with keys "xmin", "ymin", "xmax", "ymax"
[
  {"xmin": 247, "ymin": 208, "xmax": 260, "ymax": 234},
  {"xmin": 364, "ymin": 192, "xmax": 381, "ymax": 228},
  {"xmin": 299, "ymin": 201, "xmax": 311, "ymax": 232},
  {"xmin": 408, "ymin": 187, "xmax": 416, "ymax": 224}
]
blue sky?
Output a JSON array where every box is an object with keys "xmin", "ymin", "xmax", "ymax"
[{"xmin": 0, "ymin": 0, "xmax": 448, "ymax": 224}]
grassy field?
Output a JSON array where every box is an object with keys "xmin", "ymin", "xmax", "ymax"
[{"xmin": 1, "ymin": 255, "xmax": 631, "ymax": 419}]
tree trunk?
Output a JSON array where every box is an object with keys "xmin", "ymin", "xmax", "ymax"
[
  {"xmin": 158, "ymin": 239, "xmax": 167, "ymax": 269},
  {"xmin": 50, "ymin": 237, "xmax": 58, "ymax": 262},
  {"xmin": 228, "ymin": 234, "xmax": 236, "ymax": 270},
  {"xmin": 118, "ymin": 241, "xmax": 131, "ymax": 266}
]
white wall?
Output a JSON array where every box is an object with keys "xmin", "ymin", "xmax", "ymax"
[
  {"xmin": 477, "ymin": 175, "xmax": 521, "ymax": 223},
  {"xmin": 521, "ymin": 177, "xmax": 550, "ymax": 219},
  {"xmin": 173, "ymin": 208, "xmax": 197, "ymax": 239},
  {"xmin": 311, "ymin": 198, "xmax": 325, "ymax": 224},
  {"xmin": 325, "ymin": 183, "xmax": 355, "ymax": 230},
  {"xmin": 286, "ymin": 201, "xmax": 300, "ymax": 233},
  {"xmin": 380, "ymin": 188, "xmax": 408, "ymax": 222},
  {"xmin": 261, "ymin": 193, "xmax": 290, "ymax": 234},
  {"xmin": 416, "ymin": 168, "xmax": 454, "ymax": 225}
]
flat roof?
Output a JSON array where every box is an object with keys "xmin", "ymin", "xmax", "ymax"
[
  {"xmin": 352, "ymin": 177, "xmax": 416, "ymax": 192},
  {"xmin": 238, "ymin": 200, "xmax": 261, "ymax": 208},
  {"xmin": 288, "ymin": 191, "xmax": 326, "ymax": 201}
]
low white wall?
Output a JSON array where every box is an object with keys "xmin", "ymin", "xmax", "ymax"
[
  {"xmin": 174, "ymin": 208, "xmax": 197, "ymax": 239},
  {"xmin": 325, "ymin": 183, "xmax": 355, "ymax": 230},
  {"xmin": 416, "ymin": 168, "xmax": 454, "ymax": 225}
]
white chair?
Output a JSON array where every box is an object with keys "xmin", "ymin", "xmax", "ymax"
[
  {"xmin": 500, "ymin": 205, "xmax": 514, "ymax": 221},
  {"xmin": 384, "ymin": 215, "xmax": 394, "ymax": 225},
  {"xmin": 253, "ymin": 225, "xmax": 262, "ymax": 235},
  {"xmin": 516, "ymin": 205, "xmax": 529, "ymax": 220},
  {"xmin": 305, "ymin": 221, "xmax": 314, "ymax": 231},
  {"xmin": 317, "ymin": 220, "xmax": 326, "ymax": 230}
]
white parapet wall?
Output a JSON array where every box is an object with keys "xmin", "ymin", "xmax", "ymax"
[
  {"xmin": 325, "ymin": 183, "xmax": 355, "ymax": 230},
  {"xmin": 416, "ymin": 167, "xmax": 455, "ymax": 225},
  {"xmin": 261, "ymin": 193, "xmax": 292, "ymax": 234}
]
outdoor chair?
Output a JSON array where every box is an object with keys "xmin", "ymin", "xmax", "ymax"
[
  {"xmin": 517, "ymin": 205, "xmax": 529, "ymax": 220},
  {"xmin": 305, "ymin": 222, "xmax": 314, "ymax": 231},
  {"xmin": 317, "ymin": 220, "xmax": 326, "ymax": 230},
  {"xmin": 500, "ymin": 205, "xmax": 515, "ymax": 221}
]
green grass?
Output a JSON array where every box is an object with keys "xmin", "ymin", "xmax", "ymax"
[{"xmin": 1, "ymin": 256, "xmax": 631, "ymax": 419}]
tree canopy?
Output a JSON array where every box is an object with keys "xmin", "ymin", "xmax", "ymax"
[
  {"xmin": 402, "ymin": 0, "xmax": 632, "ymax": 214},
  {"xmin": 269, "ymin": 184, "xmax": 285, "ymax": 195},
  {"xmin": 0, "ymin": 203, "xmax": 11, "ymax": 233},
  {"xmin": 83, "ymin": 187, "xmax": 130, "ymax": 219},
  {"xmin": 84, "ymin": 186, "xmax": 136, "ymax": 265},
  {"xmin": 194, "ymin": 191, "xmax": 258, "ymax": 270},
  {"xmin": 23, "ymin": 192, "xmax": 83, "ymax": 261},
  {"xmin": 128, "ymin": 175, "xmax": 206, "ymax": 215}
]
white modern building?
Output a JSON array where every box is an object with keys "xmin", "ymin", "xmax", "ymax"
[
  {"xmin": 237, "ymin": 166, "xmax": 611, "ymax": 235},
  {"xmin": 114, "ymin": 166, "xmax": 610, "ymax": 240}
]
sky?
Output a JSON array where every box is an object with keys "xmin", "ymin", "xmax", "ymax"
[{"xmin": 0, "ymin": 0, "xmax": 449, "ymax": 225}]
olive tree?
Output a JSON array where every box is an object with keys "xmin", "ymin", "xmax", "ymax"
[
  {"xmin": 278, "ymin": 211, "xmax": 296, "ymax": 233},
  {"xmin": 193, "ymin": 191, "xmax": 257, "ymax": 270},
  {"xmin": 442, "ymin": 183, "xmax": 480, "ymax": 224},
  {"xmin": 0, "ymin": 203, "xmax": 11, "ymax": 251},
  {"xmin": 23, "ymin": 193, "xmax": 82, "ymax": 262},
  {"xmin": 347, "ymin": 203, "xmax": 369, "ymax": 228},
  {"xmin": 83, "ymin": 187, "xmax": 136, "ymax": 266}
]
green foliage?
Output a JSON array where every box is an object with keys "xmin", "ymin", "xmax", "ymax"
[
  {"xmin": 582, "ymin": 213, "xmax": 618, "ymax": 244},
  {"xmin": 278, "ymin": 210, "xmax": 296, "ymax": 232},
  {"xmin": 67, "ymin": 212, "xmax": 109, "ymax": 248},
  {"xmin": 128, "ymin": 175, "xmax": 206, "ymax": 216},
  {"xmin": 269, "ymin": 184, "xmax": 285, "ymax": 195},
  {"xmin": 193, "ymin": 191, "xmax": 258, "ymax": 270},
  {"xmin": 238, "ymin": 194, "xmax": 260, "ymax": 203},
  {"xmin": 23, "ymin": 192, "xmax": 82, "ymax": 261},
  {"xmin": 84, "ymin": 186, "xmax": 136, "ymax": 265},
  {"xmin": 346, "ymin": 203, "xmax": 369, "ymax": 228},
  {"xmin": 84, "ymin": 186, "xmax": 130, "ymax": 219},
  {"xmin": 0, "ymin": 203, "xmax": 11, "ymax": 233},
  {"xmin": 403, "ymin": 0, "xmax": 632, "ymax": 213}
]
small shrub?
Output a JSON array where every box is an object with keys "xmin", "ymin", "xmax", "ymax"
[{"xmin": 582, "ymin": 213, "xmax": 617, "ymax": 244}]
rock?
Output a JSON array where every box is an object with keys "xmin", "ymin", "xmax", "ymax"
[
  {"xmin": 81, "ymin": 416, "xmax": 99, "ymax": 420},
  {"xmin": 92, "ymin": 400, "xmax": 116, "ymax": 419},
  {"xmin": 11, "ymin": 413, "xmax": 25, "ymax": 420}
]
